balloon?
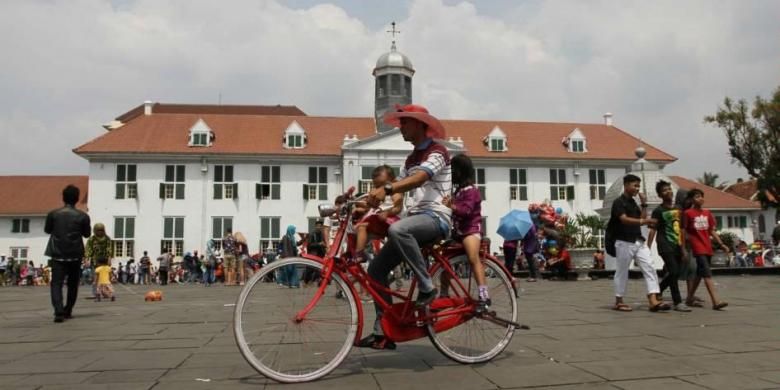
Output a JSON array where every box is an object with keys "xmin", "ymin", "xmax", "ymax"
[
  {"xmin": 548, "ymin": 247, "xmax": 559, "ymax": 256},
  {"xmin": 555, "ymin": 207, "xmax": 563, "ymax": 215}
]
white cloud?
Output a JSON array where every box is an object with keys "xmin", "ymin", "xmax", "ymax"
[{"xmin": 0, "ymin": 0, "xmax": 778, "ymax": 184}]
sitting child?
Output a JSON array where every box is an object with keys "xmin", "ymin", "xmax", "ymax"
[
  {"xmin": 443, "ymin": 154, "xmax": 490, "ymax": 310},
  {"xmin": 546, "ymin": 241, "xmax": 571, "ymax": 280},
  {"xmin": 353, "ymin": 165, "xmax": 403, "ymax": 262},
  {"xmin": 94, "ymin": 258, "xmax": 115, "ymax": 302}
]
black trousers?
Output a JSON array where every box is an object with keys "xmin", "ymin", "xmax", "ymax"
[
  {"xmin": 50, "ymin": 260, "xmax": 81, "ymax": 317},
  {"xmin": 503, "ymin": 246, "xmax": 517, "ymax": 271},
  {"xmin": 658, "ymin": 252, "xmax": 682, "ymax": 305},
  {"xmin": 159, "ymin": 269, "xmax": 168, "ymax": 285}
]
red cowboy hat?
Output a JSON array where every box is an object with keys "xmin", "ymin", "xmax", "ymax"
[{"xmin": 383, "ymin": 104, "xmax": 446, "ymax": 139}]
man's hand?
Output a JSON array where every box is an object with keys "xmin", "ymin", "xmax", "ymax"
[
  {"xmin": 638, "ymin": 192, "xmax": 647, "ymax": 204},
  {"xmin": 367, "ymin": 187, "xmax": 386, "ymax": 208}
]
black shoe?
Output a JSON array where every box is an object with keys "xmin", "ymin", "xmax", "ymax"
[
  {"xmin": 357, "ymin": 334, "xmax": 396, "ymax": 350},
  {"xmin": 475, "ymin": 298, "xmax": 492, "ymax": 315},
  {"xmin": 53, "ymin": 316, "xmax": 65, "ymax": 323},
  {"xmin": 64, "ymin": 313, "xmax": 73, "ymax": 319},
  {"xmin": 415, "ymin": 288, "xmax": 438, "ymax": 307}
]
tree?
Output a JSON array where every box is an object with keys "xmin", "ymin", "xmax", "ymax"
[
  {"xmin": 697, "ymin": 171, "xmax": 728, "ymax": 190},
  {"xmin": 705, "ymin": 86, "xmax": 780, "ymax": 207}
]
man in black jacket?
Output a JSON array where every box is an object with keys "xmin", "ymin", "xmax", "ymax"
[{"xmin": 45, "ymin": 185, "xmax": 91, "ymax": 323}]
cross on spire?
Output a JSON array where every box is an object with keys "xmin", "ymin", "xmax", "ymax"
[{"xmin": 386, "ymin": 21, "xmax": 401, "ymax": 39}]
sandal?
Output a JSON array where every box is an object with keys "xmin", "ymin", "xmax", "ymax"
[
  {"xmin": 685, "ymin": 299, "xmax": 704, "ymax": 308},
  {"xmin": 357, "ymin": 334, "xmax": 397, "ymax": 350},
  {"xmin": 613, "ymin": 303, "xmax": 633, "ymax": 312},
  {"xmin": 649, "ymin": 302, "xmax": 671, "ymax": 312},
  {"xmin": 713, "ymin": 301, "xmax": 729, "ymax": 310}
]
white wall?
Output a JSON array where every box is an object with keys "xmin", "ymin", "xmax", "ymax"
[
  {"xmin": 88, "ymin": 158, "xmax": 342, "ymax": 264},
  {"xmin": 0, "ymin": 216, "xmax": 48, "ymax": 265}
]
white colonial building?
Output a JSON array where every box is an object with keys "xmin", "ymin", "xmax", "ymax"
[{"xmin": 2, "ymin": 42, "xmax": 769, "ymax": 268}]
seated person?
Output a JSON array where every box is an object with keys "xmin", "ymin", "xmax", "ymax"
[
  {"xmin": 353, "ymin": 165, "xmax": 403, "ymax": 262},
  {"xmin": 546, "ymin": 242, "xmax": 571, "ymax": 280}
]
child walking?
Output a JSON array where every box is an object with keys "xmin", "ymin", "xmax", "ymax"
[
  {"xmin": 444, "ymin": 154, "xmax": 490, "ymax": 311},
  {"xmin": 683, "ymin": 189, "xmax": 728, "ymax": 310},
  {"xmin": 94, "ymin": 258, "xmax": 115, "ymax": 302}
]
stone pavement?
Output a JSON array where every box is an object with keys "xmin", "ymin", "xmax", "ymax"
[{"xmin": 1, "ymin": 275, "xmax": 779, "ymax": 389}]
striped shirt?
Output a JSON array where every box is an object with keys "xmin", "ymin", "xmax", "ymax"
[{"xmin": 400, "ymin": 139, "xmax": 452, "ymax": 227}]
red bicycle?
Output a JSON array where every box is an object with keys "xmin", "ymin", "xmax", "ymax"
[{"xmin": 234, "ymin": 188, "xmax": 522, "ymax": 383}]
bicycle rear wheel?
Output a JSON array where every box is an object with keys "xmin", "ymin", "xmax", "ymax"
[
  {"xmin": 233, "ymin": 258, "xmax": 358, "ymax": 383},
  {"xmin": 428, "ymin": 255, "xmax": 517, "ymax": 363}
]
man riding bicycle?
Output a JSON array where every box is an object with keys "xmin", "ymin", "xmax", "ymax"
[{"xmin": 360, "ymin": 104, "xmax": 452, "ymax": 350}]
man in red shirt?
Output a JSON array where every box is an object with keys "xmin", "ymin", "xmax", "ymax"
[{"xmin": 682, "ymin": 189, "xmax": 729, "ymax": 310}]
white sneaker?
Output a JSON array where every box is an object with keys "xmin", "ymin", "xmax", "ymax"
[{"xmin": 674, "ymin": 303, "xmax": 692, "ymax": 312}]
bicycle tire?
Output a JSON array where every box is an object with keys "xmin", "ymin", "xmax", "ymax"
[
  {"xmin": 427, "ymin": 254, "xmax": 517, "ymax": 364},
  {"xmin": 233, "ymin": 257, "xmax": 358, "ymax": 383}
]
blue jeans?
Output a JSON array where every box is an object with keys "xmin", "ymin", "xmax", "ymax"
[
  {"xmin": 278, "ymin": 264, "xmax": 299, "ymax": 287},
  {"xmin": 368, "ymin": 213, "xmax": 447, "ymax": 335},
  {"xmin": 202, "ymin": 267, "xmax": 215, "ymax": 284}
]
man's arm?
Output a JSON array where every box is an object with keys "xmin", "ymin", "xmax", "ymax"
[
  {"xmin": 44, "ymin": 212, "xmax": 53, "ymax": 235},
  {"xmin": 368, "ymin": 171, "xmax": 428, "ymax": 207}
]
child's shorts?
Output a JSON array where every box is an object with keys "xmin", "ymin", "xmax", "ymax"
[{"xmin": 359, "ymin": 214, "xmax": 399, "ymax": 237}]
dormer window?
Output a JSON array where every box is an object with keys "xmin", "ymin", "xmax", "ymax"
[
  {"xmin": 188, "ymin": 118, "xmax": 213, "ymax": 147},
  {"xmin": 490, "ymin": 138, "xmax": 505, "ymax": 151},
  {"xmin": 484, "ymin": 126, "xmax": 508, "ymax": 152},
  {"xmin": 566, "ymin": 128, "xmax": 587, "ymax": 153},
  {"xmin": 283, "ymin": 121, "xmax": 307, "ymax": 149}
]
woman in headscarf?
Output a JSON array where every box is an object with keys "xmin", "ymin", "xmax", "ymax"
[{"xmin": 278, "ymin": 225, "xmax": 302, "ymax": 288}]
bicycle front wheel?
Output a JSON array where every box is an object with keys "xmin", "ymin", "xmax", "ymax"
[
  {"xmin": 428, "ymin": 255, "xmax": 517, "ymax": 363},
  {"xmin": 233, "ymin": 258, "xmax": 358, "ymax": 383}
]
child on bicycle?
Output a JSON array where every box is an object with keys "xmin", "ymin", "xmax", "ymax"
[
  {"xmin": 353, "ymin": 165, "xmax": 403, "ymax": 263},
  {"xmin": 443, "ymin": 154, "xmax": 490, "ymax": 309}
]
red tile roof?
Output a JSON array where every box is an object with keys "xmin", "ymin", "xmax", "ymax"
[
  {"xmin": 0, "ymin": 176, "xmax": 88, "ymax": 215},
  {"xmin": 670, "ymin": 176, "xmax": 760, "ymax": 210},
  {"xmin": 115, "ymin": 103, "xmax": 305, "ymax": 123},
  {"xmin": 75, "ymin": 103, "xmax": 675, "ymax": 162},
  {"xmin": 724, "ymin": 180, "xmax": 758, "ymax": 201}
]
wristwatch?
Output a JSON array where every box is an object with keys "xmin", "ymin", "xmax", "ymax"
[{"xmin": 383, "ymin": 183, "xmax": 393, "ymax": 195}]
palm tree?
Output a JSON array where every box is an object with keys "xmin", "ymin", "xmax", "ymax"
[{"xmin": 697, "ymin": 172, "xmax": 728, "ymax": 190}]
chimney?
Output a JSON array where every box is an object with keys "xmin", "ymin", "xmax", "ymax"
[
  {"xmin": 603, "ymin": 112, "xmax": 613, "ymax": 126},
  {"xmin": 144, "ymin": 100, "xmax": 154, "ymax": 115},
  {"xmin": 342, "ymin": 134, "xmax": 359, "ymax": 146}
]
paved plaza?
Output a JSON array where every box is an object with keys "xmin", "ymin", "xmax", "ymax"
[{"xmin": 0, "ymin": 275, "xmax": 779, "ymax": 390}]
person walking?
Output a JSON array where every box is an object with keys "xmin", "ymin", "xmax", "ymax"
[
  {"xmin": 94, "ymin": 258, "xmax": 115, "ymax": 302},
  {"xmin": 45, "ymin": 184, "xmax": 91, "ymax": 322},
  {"xmin": 607, "ymin": 174, "xmax": 668, "ymax": 312},
  {"xmin": 222, "ymin": 229, "xmax": 238, "ymax": 286},
  {"xmin": 158, "ymin": 249, "xmax": 172, "ymax": 286},
  {"xmin": 682, "ymin": 189, "xmax": 729, "ymax": 310},
  {"xmin": 279, "ymin": 225, "xmax": 302, "ymax": 288},
  {"xmin": 234, "ymin": 232, "xmax": 249, "ymax": 286},
  {"xmin": 647, "ymin": 180, "xmax": 692, "ymax": 312},
  {"xmin": 139, "ymin": 251, "xmax": 151, "ymax": 285},
  {"xmin": 203, "ymin": 240, "xmax": 217, "ymax": 286},
  {"xmin": 0, "ymin": 254, "xmax": 7, "ymax": 286}
]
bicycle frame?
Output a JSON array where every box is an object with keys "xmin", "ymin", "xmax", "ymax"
[{"xmin": 293, "ymin": 190, "xmax": 518, "ymax": 344}]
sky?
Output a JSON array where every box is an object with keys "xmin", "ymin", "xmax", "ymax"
[{"xmin": 1, "ymin": 0, "xmax": 778, "ymax": 185}]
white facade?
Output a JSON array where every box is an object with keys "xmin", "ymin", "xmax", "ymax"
[
  {"xmin": 0, "ymin": 216, "xmax": 47, "ymax": 265},
  {"xmin": 86, "ymin": 156, "xmax": 341, "ymax": 264}
]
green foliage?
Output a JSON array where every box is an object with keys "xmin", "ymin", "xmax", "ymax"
[
  {"xmin": 697, "ymin": 171, "xmax": 728, "ymax": 190},
  {"xmin": 705, "ymin": 86, "xmax": 780, "ymax": 207},
  {"xmin": 712, "ymin": 231, "xmax": 739, "ymax": 252},
  {"xmin": 561, "ymin": 213, "xmax": 605, "ymax": 249}
]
